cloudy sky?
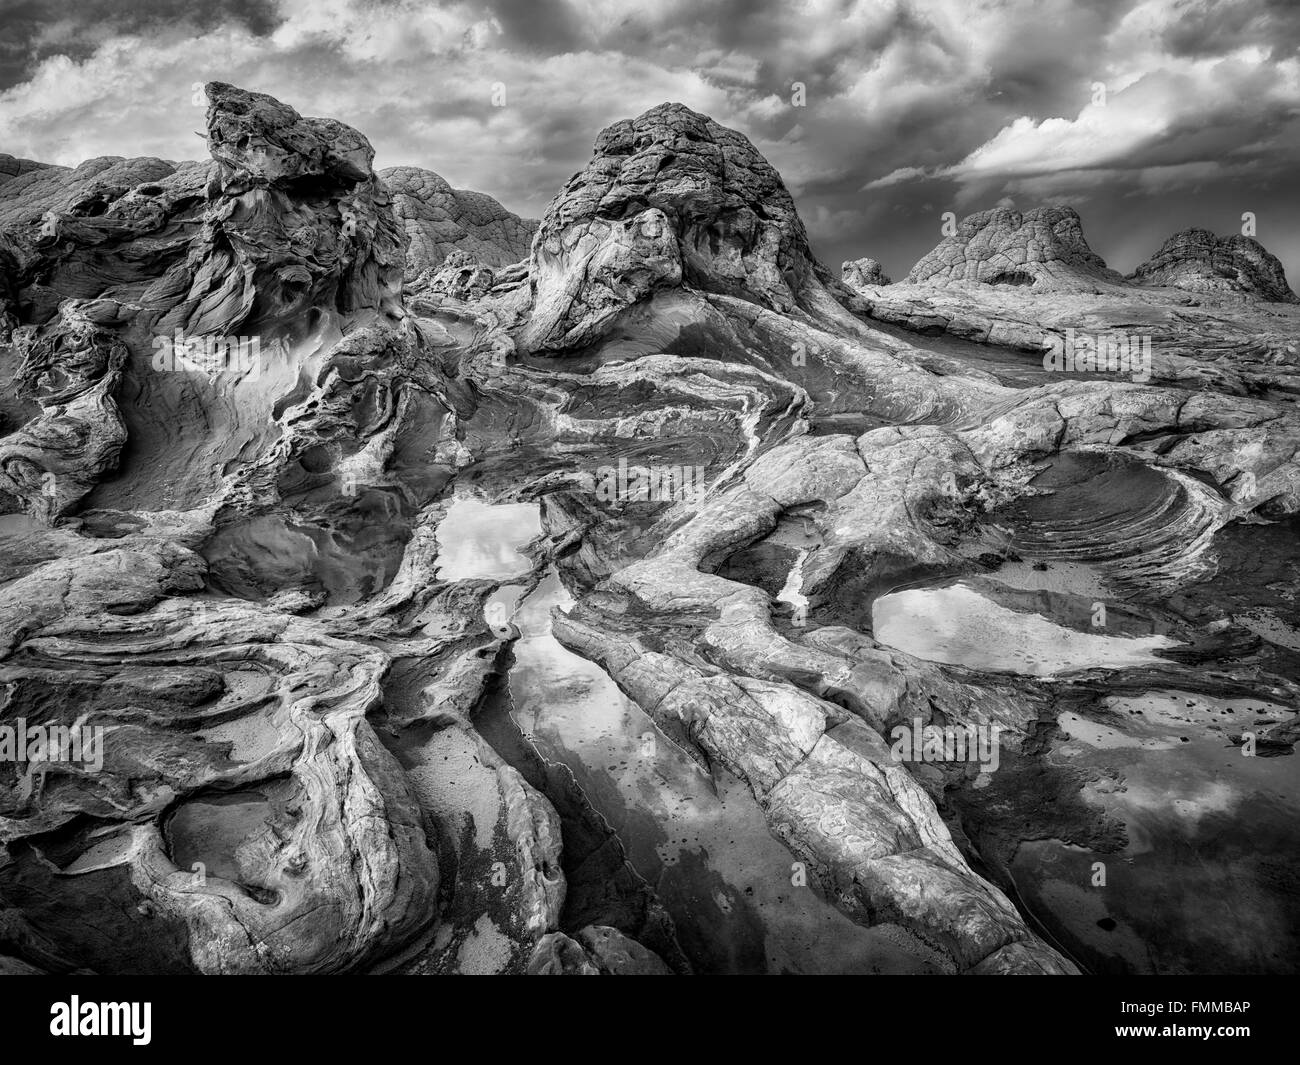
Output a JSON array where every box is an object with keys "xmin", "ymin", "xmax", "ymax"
[{"xmin": 2, "ymin": 0, "xmax": 1298, "ymax": 283}]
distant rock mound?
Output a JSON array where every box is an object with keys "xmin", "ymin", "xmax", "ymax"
[
  {"xmin": 842, "ymin": 257, "xmax": 891, "ymax": 289},
  {"xmin": 0, "ymin": 155, "xmax": 188, "ymax": 265},
  {"xmin": 1129, "ymin": 228, "xmax": 1298, "ymax": 303},
  {"xmin": 0, "ymin": 153, "xmax": 55, "ymax": 193},
  {"xmin": 906, "ymin": 206, "xmax": 1123, "ymax": 291},
  {"xmin": 382, "ymin": 165, "xmax": 535, "ymax": 276}
]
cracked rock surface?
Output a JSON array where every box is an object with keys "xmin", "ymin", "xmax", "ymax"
[
  {"xmin": 905, "ymin": 206, "xmax": 1124, "ymax": 291},
  {"xmin": 843, "ymin": 257, "xmax": 891, "ymax": 288},
  {"xmin": 383, "ymin": 166, "xmax": 536, "ymax": 276},
  {"xmin": 1130, "ymin": 227, "xmax": 1299, "ymax": 303}
]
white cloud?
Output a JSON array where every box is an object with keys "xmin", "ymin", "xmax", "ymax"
[{"xmin": 864, "ymin": 166, "xmax": 934, "ymax": 190}]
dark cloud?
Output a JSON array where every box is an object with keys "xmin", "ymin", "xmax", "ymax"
[
  {"xmin": 0, "ymin": 0, "xmax": 282, "ymax": 89},
  {"xmin": 1161, "ymin": 0, "xmax": 1300, "ymax": 60},
  {"xmin": 980, "ymin": 16, "xmax": 1121, "ymax": 114},
  {"xmin": 481, "ymin": 0, "xmax": 590, "ymax": 54}
]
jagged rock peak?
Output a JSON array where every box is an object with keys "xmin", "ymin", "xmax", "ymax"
[
  {"xmin": 842, "ymin": 257, "xmax": 891, "ymax": 288},
  {"xmin": 1, "ymin": 82, "xmax": 404, "ymax": 350},
  {"xmin": 1129, "ymin": 227, "xmax": 1298, "ymax": 303},
  {"xmin": 187, "ymin": 81, "xmax": 404, "ymax": 334},
  {"xmin": 381, "ymin": 165, "xmax": 536, "ymax": 276},
  {"xmin": 905, "ymin": 205, "xmax": 1122, "ymax": 291},
  {"xmin": 204, "ymin": 81, "xmax": 377, "ymax": 192}
]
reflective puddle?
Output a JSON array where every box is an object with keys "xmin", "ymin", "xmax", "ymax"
[
  {"xmin": 434, "ymin": 498, "xmax": 540, "ymax": 581},
  {"xmin": 872, "ymin": 579, "xmax": 1179, "ymax": 676},
  {"xmin": 444, "ymin": 498, "xmax": 941, "ymax": 973},
  {"xmin": 1010, "ymin": 691, "xmax": 1300, "ymax": 974},
  {"xmin": 506, "ymin": 566, "xmax": 942, "ymax": 973}
]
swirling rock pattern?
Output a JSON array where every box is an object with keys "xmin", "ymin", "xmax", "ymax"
[
  {"xmin": 0, "ymin": 85, "xmax": 450, "ymax": 974},
  {"xmin": 519, "ymin": 102, "xmax": 863, "ymax": 355},
  {"xmin": 1, "ymin": 88, "xmax": 1298, "ymax": 976}
]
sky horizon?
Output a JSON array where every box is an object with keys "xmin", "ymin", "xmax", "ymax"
[{"xmin": 2, "ymin": 0, "xmax": 1298, "ymax": 285}]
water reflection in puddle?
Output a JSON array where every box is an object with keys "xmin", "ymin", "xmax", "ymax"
[
  {"xmin": 872, "ymin": 580, "xmax": 1178, "ymax": 676},
  {"xmin": 435, "ymin": 499, "xmax": 541, "ymax": 581},
  {"xmin": 444, "ymin": 498, "xmax": 940, "ymax": 972},
  {"xmin": 1012, "ymin": 691, "xmax": 1300, "ymax": 974},
  {"xmin": 166, "ymin": 791, "xmax": 272, "ymax": 885},
  {"xmin": 507, "ymin": 567, "xmax": 941, "ymax": 973}
]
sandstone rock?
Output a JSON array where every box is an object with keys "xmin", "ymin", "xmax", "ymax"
[
  {"xmin": 389, "ymin": 715, "xmax": 566, "ymax": 974},
  {"xmin": 0, "ymin": 153, "xmax": 55, "ymax": 192},
  {"xmin": 0, "ymin": 84, "xmax": 446, "ymax": 974},
  {"xmin": 0, "ymin": 581, "xmax": 441, "ymax": 974},
  {"xmin": 1130, "ymin": 228, "xmax": 1298, "ymax": 302},
  {"xmin": 518, "ymin": 101, "xmax": 857, "ymax": 354},
  {"xmin": 906, "ymin": 205, "xmax": 1123, "ymax": 291},
  {"xmin": 3, "ymin": 82, "xmax": 1295, "ymax": 980},
  {"xmin": 408, "ymin": 249, "xmax": 496, "ymax": 303},
  {"xmin": 382, "ymin": 165, "xmax": 536, "ymax": 276},
  {"xmin": 0, "ymin": 305, "xmax": 128, "ymax": 519},
  {"xmin": 0, "ymin": 953, "xmax": 46, "ymax": 974},
  {"xmin": 525, "ymin": 926, "xmax": 673, "ymax": 975},
  {"xmin": 526, "ymin": 932, "xmax": 601, "ymax": 974},
  {"xmin": 843, "ymin": 257, "xmax": 891, "ymax": 288},
  {"xmin": 575, "ymin": 925, "xmax": 673, "ymax": 974}
]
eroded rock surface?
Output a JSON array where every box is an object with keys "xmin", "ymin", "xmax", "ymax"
[
  {"xmin": 383, "ymin": 166, "xmax": 536, "ymax": 276},
  {"xmin": 905, "ymin": 206, "xmax": 1123, "ymax": 291},
  {"xmin": 2, "ymin": 88, "xmax": 1297, "ymax": 977},
  {"xmin": 843, "ymin": 257, "xmax": 891, "ymax": 288},
  {"xmin": 519, "ymin": 101, "xmax": 863, "ymax": 354},
  {"xmin": 0, "ymin": 154, "xmax": 54, "ymax": 192},
  {"xmin": 1130, "ymin": 228, "xmax": 1298, "ymax": 303}
]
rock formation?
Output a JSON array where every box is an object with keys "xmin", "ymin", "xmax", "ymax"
[
  {"xmin": 0, "ymin": 154, "xmax": 53, "ymax": 193},
  {"xmin": 0, "ymin": 84, "xmax": 443, "ymax": 974},
  {"xmin": 848, "ymin": 208, "xmax": 1300, "ymax": 398},
  {"xmin": 408, "ymin": 248, "xmax": 497, "ymax": 303},
  {"xmin": 1130, "ymin": 227, "xmax": 1298, "ymax": 302},
  {"xmin": 383, "ymin": 166, "xmax": 535, "ymax": 276},
  {"xmin": 905, "ymin": 206, "xmax": 1123, "ymax": 291},
  {"xmin": 2, "ymin": 87, "xmax": 1298, "ymax": 978},
  {"xmin": 519, "ymin": 101, "xmax": 861, "ymax": 353},
  {"xmin": 843, "ymin": 257, "xmax": 891, "ymax": 288}
]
